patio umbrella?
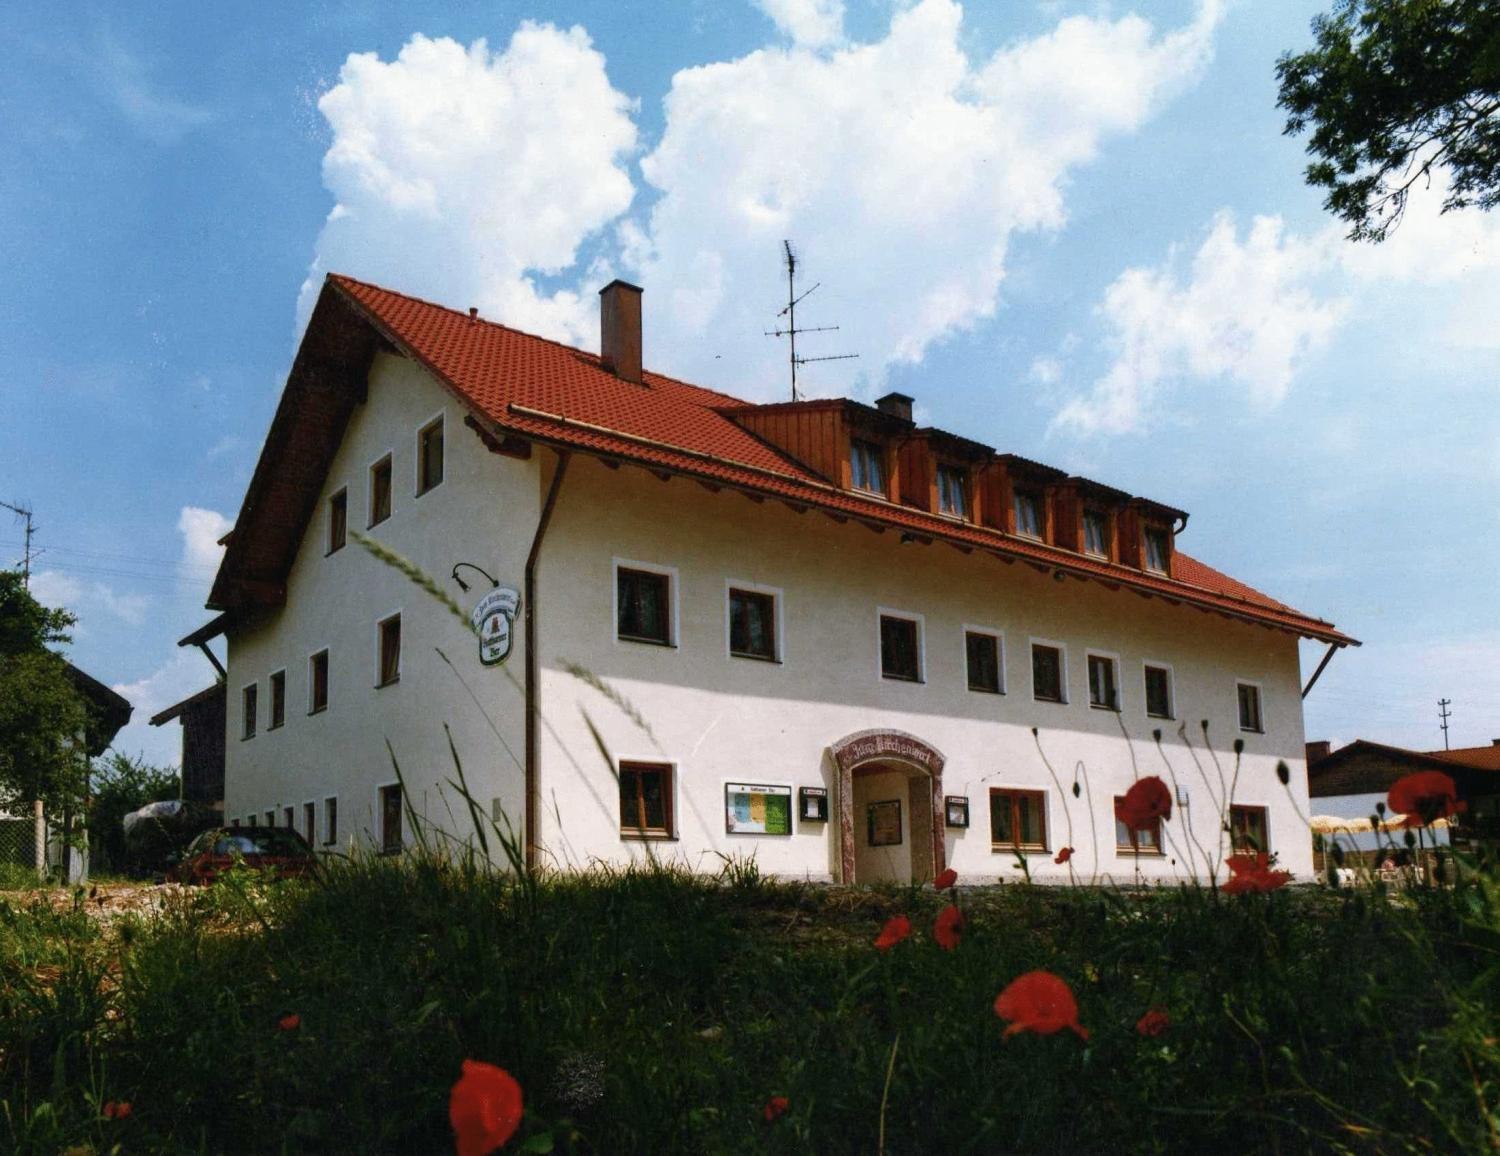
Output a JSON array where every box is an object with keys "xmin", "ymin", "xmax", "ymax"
[{"xmin": 1308, "ymin": 814, "xmax": 1450, "ymax": 835}]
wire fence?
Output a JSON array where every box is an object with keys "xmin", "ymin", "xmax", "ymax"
[{"xmin": 0, "ymin": 815, "xmax": 38, "ymax": 882}]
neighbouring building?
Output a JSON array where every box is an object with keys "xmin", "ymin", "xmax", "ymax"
[
  {"xmin": 188, "ymin": 274, "xmax": 1355, "ymax": 884},
  {"xmin": 149, "ymin": 680, "xmax": 226, "ymax": 810}
]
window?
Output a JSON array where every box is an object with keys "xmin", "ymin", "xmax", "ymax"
[
  {"xmin": 1237, "ymin": 683, "xmax": 1263, "ymax": 732},
  {"xmin": 303, "ymin": 802, "xmax": 315, "ymax": 846},
  {"xmin": 937, "ymin": 465, "xmax": 968, "ymax": 518},
  {"xmin": 328, "ymin": 489, "xmax": 347, "ymax": 554},
  {"xmin": 1014, "ymin": 491, "xmax": 1043, "ymax": 538},
  {"xmin": 989, "ymin": 789, "xmax": 1048, "ymax": 851},
  {"xmin": 850, "ymin": 439, "xmax": 885, "ymax": 494},
  {"xmin": 1087, "ymin": 654, "xmax": 1118, "ymax": 711},
  {"xmin": 264, "ymin": 809, "xmax": 275, "ymax": 827},
  {"xmin": 380, "ymin": 784, "xmax": 403, "ymax": 854},
  {"xmin": 1144, "ymin": 665, "xmax": 1173, "ymax": 719},
  {"xmin": 269, "ymin": 671, "xmax": 286, "ymax": 729},
  {"xmin": 965, "ymin": 631, "xmax": 1002, "ymax": 694},
  {"xmin": 241, "ymin": 684, "xmax": 258, "ymax": 739},
  {"xmin": 230, "ymin": 817, "xmax": 240, "ymax": 829},
  {"xmin": 283, "ymin": 805, "xmax": 294, "ymax": 831},
  {"xmin": 880, "ymin": 613, "xmax": 922, "ymax": 682},
  {"xmin": 1115, "ymin": 798, "xmax": 1163, "ymax": 854},
  {"xmin": 616, "ymin": 566, "xmax": 672, "ymax": 645},
  {"xmin": 417, "ymin": 416, "xmax": 444, "ymax": 495},
  {"xmin": 619, "ymin": 761, "xmax": 673, "ymax": 837},
  {"xmin": 1031, "ymin": 643, "xmax": 1064, "ymax": 703},
  {"xmin": 309, "ymin": 650, "xmax": 329, "ymax": 713},
  {"xmin": 323, "ymin": 796, "xmax": 338, "ymax": 845},
  {"xmin": 378, "ymin": 615, "xmax": 401, "ymax": 687},
  {"xmin": 728, "ymin": 587, "xmax": 777, "ymax": 661},
  {"xmin": 1230, "ymin": 805, "xmax": 1269, "ymax": 853},
  {"xmin": 1144, "ymin": 526, "xmax": 1170, "ymax": 572},
  {"xmin": 369, "ymin": 455, "xmax": 392, "ymax": 526},
  {"xmin": 1083, "ymin": 510, "xmax": 1109, "ymax": 557}
]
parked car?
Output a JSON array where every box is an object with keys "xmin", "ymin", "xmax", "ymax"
[{"xmin": 167, "ymin": 826, "xmax": 318, "ymax": 885}]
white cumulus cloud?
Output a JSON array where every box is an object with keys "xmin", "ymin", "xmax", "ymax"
[
  {"xmin": 178, "ymin": 506, "xmax": 232, "ymax": 580},
  {"xmin": 30, "ymin": 569, "xmax": 150, "ymax": 629},
  {"xmin": 753, "ymin": 0, "xmax": 845, "ymax": 48}
]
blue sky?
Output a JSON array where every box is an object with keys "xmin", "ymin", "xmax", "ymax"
[{"xmin": 2, "ymin": 0, "xmax": 1496, "ymax": 766}]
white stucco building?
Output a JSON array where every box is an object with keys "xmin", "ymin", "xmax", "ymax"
[{"xmin": 197, "ymin": 274, "xmax": 1355, "ymax": 885}]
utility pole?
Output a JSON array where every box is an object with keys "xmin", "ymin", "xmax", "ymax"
[
  {"xmin": 1, "ymin": 500, "xmax": 36, "ymax": 587},
  {"xmin": 1438, "ymin": 698, "xmax": 1452, "ymax": 750}
]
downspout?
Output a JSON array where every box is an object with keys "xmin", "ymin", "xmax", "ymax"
[{"xmin": 524, "ymin": 447, "xmax": 571, "ymax": 871}]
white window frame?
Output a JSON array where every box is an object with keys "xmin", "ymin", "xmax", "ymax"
[
  {"xmin": 724, "ymin": 579, "xmax": 784, "ymax": 664},
  {"xmin": 1236, "ymin": 679, "xmax": 1266, "ymax": 734},
  {"xmin": 308, "ymin": 646, "xmax": 330, "ymax": 714},
  {"xmin": 1141, "ymin": 660, "xmax": 1176, "ymax": 721},
  {"xmin": 241, "ymin": 682, "xmax": 258, "ymax": 739},
  {"xmin": 267, "ymin": 668, "xmax": 287, "ymax": 730},
  {"xmin": 936, "ymin": 464, "xmax": 968, "ymax": 519},
  {"xmin": 850, "ymin": 438, "xmax": 886, "ymax": 495},
  {"xmin": 612, "ymin": 557, "xmax": 679, "ymax": 649},
  {"xmin": 1014, "ymin": 491, "xmax": 1044, "ymax": 539},
  {"xmin": 414, "ymin": 410, "xmax": 446, "ymax": 497},
  {"xmin": 1143, "ymin": 525, "xmax": 1171, "ymax": 573},
  {"xmin": 1028, "ymin": 637, "xmax": 1069, "ymax": 704},
  {"xmin": 876, "ymin": 607, "xmax": 925, "ymax": 685},
  {"xmin": 375, "ymin": 611, "xmax": 402, "ymax": 688},
  {"xmin": 962, "ymin": 624, "xmax": 1006, "ymax": 695},
  {"xmin": 1085, "ymin": 649, "xmax": 1122, "ymax": 712},
  {"xmin": 323, "ymin": 795, "xmax": 339, "ymax": 845},
  {"xmin": 367, "ymin": 449, "xmax": 394, "ymax": 527},
  {"xmin": 617, "ymin": 754, "xmax": 679, "ymax": 841}
]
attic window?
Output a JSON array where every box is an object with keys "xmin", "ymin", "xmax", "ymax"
[
  {"xmin": 370, "ymin": 456, "xmax": 393, "ymax": 526},
  {"xmin": 1014, "ymin": 492, "xmax": 1043, "ymax": 538},
  {"xmin": 1144, "ymin": 526, "xmax": 1170, "ymax": 573},
  {"xmin": 1083, "ymin": 510, "xmax": 1109, "ymax": 557},
  {"xmin": 937, "ymin": 465, "xmax": 967, "ymax": 518},
  {"xmin": 417, "ymin": 416, "xmax": 444, "ymax": 496},
  {"xmin": 851, "ymin": 439, "xmax": 885, "ymax": 495}
]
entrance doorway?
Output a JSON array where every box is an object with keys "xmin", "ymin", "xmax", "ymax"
[{"xmin": 829, "ymin": 729, "xmax": 947, "ymax": 885}]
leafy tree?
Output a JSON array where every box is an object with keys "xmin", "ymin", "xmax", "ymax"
[
  {"xmin": 1277, "ymin": 0, "xmax": 1500, "ymax": 240},
  {"xmin": 0, "ymin": 570, "xmax": 91, "ymax": 811},
  {"xmin": 87, "ymin": 752, "xmax": 180, "ymax": 872}
]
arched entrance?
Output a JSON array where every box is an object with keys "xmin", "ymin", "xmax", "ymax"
[{"xmin": 829, "ymin": 729, "xmax": 946, "ymax": 885}]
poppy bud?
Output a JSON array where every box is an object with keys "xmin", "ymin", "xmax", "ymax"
[
  {"xmin": 1276, "ymin": 761, "xmax": 1290, "ymax": 785},
  {"xmin": 1375, "ymin": 801, "xmax": 1386, "ymax": 815},
  {"xmin": 1072, "ymin": 782, "xmax": 1081, "ymax": 798},
  {"xmin": 1030, "ymin": 726, "xmax": 1038, "ymax": 737},
  {"xmin": 1404, "ymin": 830, "xmax": 1416, "ymax": 849},
  {"xmin": 1331, "ymin": 844, "xmax": 1345, "ymax": 866},
  {"xmin": 1233, "ymin": 738, "xmax": 1244, "ymax": 755},
  {"xmin": 1152, "ymin": 728, "xmax": 1162, "ymax": 743}
]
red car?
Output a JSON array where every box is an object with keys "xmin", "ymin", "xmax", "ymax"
[{"xmin": 168, "ymin": 826, "xmax": 318, "ymax": 885}]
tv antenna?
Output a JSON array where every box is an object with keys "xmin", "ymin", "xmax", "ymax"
[
  {"xmin": 764, "ymin": 240, "xmax": 857, "ymax": 401},
  {"xmin": 1438, "ymin": 697, "xmax": 1452, "ymax": 750},
  {"xmin": 1, "ymin": 500, "xmax": 36, "ymax": 588}
]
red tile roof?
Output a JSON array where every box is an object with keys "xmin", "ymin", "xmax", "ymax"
[
  {"xmin": 1434, "ymin": 744, "xmax": 1500, "ymax": 772},
  {"xmin": 327, "ymin": 273, "xmax": 1354, "ymax": 646}
]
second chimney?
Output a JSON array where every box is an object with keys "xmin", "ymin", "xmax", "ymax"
[
  {"xmin": 599, "ymin": 279, "xmax": 644, "ymax": 385},
  {"xmin": 876, "ymin": 391, "xmax": 914, "ymax": 422},
  {"xmin": 1305, "ymin": 740, "xmax": 1331, "ymax": 765}
]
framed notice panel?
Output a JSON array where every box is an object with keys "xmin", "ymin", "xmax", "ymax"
[
  {"xmin": 867, "ymin": 799, "xmax": 903, "ymax": 847},
  {"xmin": 725, "ymin": 783, "xmax": 793, "ymax": 835}
]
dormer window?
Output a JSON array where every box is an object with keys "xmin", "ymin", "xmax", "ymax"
[
  {"xmin": 851, "ymin": 439, "xmax": 885, "ymax": 495},
  {"xmin": 936, "ymin": 465, "xmax": 967, "ymax": 518},
  {"xmin": 1014, "ymin": 491, "xmax": 1043, "ymax": 538},
  {"xmin": 1083, "ymin": 510, "xmax": 1109, "ymax": 557},
  {"xmin": 1144, "ymin": 526, "xmax": 1170, "ymax": 572}
]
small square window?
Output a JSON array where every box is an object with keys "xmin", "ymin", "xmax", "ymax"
[
  {"xmin": 989, "ymin": 789, "xmax": 1048, "ymax": 851},
  {"xmin": 728, "ymin": 588, "xmax": 777, "ymax": 661},
  {"xmin": 966, "ymin": 631, "xmax": 1001, "ymax": 694},
  {"xmin": 303, "ymin": 801, "xmax": 316, "ymax": 846},
  {"xmin": 850, "ymin": 439, "xmax": 885, "ymax": 494},
  {"xmin": 617, "ymin": 567, "xmax": 672, "ymax": 645},
  {"xmin": 937, "ymin": 465, "xmax": 968, "ymax": 518},
  {"xmin": 309, "ymin": 650, "xmax": 329, "ymax": 713},
  {"xmin": 323, "ymin": 796, "xmax": 338, "ymax": 845},
  {"xmin": 1144, "ymin": 665, "xmax": 1173, "ymax": 719},
  {"xmin": 417, "ymin": 417, "xmax": 444, "ymax": 495},
  {"xmin": 1115, "ymin": 798, "xmax": 1163, "ymax": 854},
  {"xmin": 328, "ymin": 489, "xmax": 347, "ymax": 554},
  {"xmin": 1014, "ymin": 492, "xmax": 1043, "ymax": 538},
  {"xmin": 1087, "ymin": 654, "xmax": 1118, "ymax": 711},
  {"xmin": 1230, "ymin": 804, "xmax": 1269, "ymax": 853},
  {"xmin": 1083, "ymin": 510, "xmax": 1109, "ymax": 557},
  {"xmin": 269, "ymin": 671, "xmax": 286, "ymax": 729},
  {"xmin": 880, "ymin": 614, "xmax": 921, "ymax": 682},
  {"xmin": 378, "ymin": 615, "xmax": 401, "ymax": 687},
  {"xmin": 1032, "ymin": 644, "xmax": 1064, "ymax": 703},
  {"xmin": 1144, "ymin": 526, "xmax": 1170, "ymax": 572},
  {"xmin": 380, "ymin": 784, "xmax": 403, "ymax": 854},
  {"xmin": 242, "ymin": 684, "xmax": 258, "ymax": 739},
  {"xmin": 369, "ymin": 456, "xmax": 392, "ymax": 526},
  {"xmin": 619, "ymin": 762, "xmax": 673, "ymax": 837},
  {"xmin": 1237, "ymin": 683, "xmax": 1263, "ymax": 733}
]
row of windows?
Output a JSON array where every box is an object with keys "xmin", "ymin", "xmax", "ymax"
[
  {"xmin": 231, "ymin": 785, "xmax": 405, "ymax": 855},
  {"xmin": 615, "ymin": 562, "xmax": 1267, "ymax": 731},
  {"xmin": 240, "ymin": 615, "xmax": 400, "ymax": 739},
  {"xmin": 325, "ymin": 415, "xmax": 445, "ymax": 554}
]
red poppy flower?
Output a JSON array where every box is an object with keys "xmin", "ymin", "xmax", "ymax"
[
  {"xmin": 933, "ymin": 904, "xmax": 965, "ymax": 951},
  {"xmin": 1388, "ymin": 771, "xmax": 1466, "ymax": 828},
  {"xmin": 1135, "ymin": 1007, "xmax": 1170, "ymax": 1037},
  {"xmin": 450, "ymin": 1060, "xmax": 524, "ymax": 1156},
  {"xmin": 1221, "ymin": 853, "xmax": 1292, "ymax": 894},
  {"xmin": 933, "ymin": 867, "xmax": 958, "ymax": 890},
  {"xmin": 278, "ymin": 1013, "xmax": 301, "ymax": 1032},
  {"xmin": 762, "ymin": 1095, "xmax": 789, "ymax": 1122},
  {"xmin": 993, "ymin": 971, "xmax": 1089, "ymax": 1041},
  {"xmin": 103, "ymin": 1100, "xmax": 132, "ymax": 1120},
  {"xmin": 1115, "ymin": 777, "xmax": 1172, "ymax": 831},
  {"xmin": 874, "ymin": 914, "xmax": 912, "ymax": 952},
  {"xmin": 1054, "ymin": 847, "xmax": 1074, "ymax": 865}
]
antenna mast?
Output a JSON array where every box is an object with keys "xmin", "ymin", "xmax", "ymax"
[
  {"xmin": 1, "ymin": 500, "xmax": 35, "ymax": 588},
  {"xmin": 764, "ymin": 240, "xmax": 857, "ymax": 401}
]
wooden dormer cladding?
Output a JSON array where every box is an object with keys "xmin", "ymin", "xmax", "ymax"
[
  {"xmin": 1067, "ymin": 477, "xmax": 1131, "ymax": 562},
  {"xmin": 996, "ymin": 455, "xmax": 1067, "ymax": 543},
  {"xmin": 720, "ymin": 400, "xmax": 848, "ymax": 485},
  {"xmin": 1120, "ymin": 497, "xmax": 1185, "ymax": 576}
]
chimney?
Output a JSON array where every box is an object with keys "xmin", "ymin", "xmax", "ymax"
[
  {"xmin": 599, "ymin": 280, "xmax": 644, "ymax": 385},
  {"xmin": 875, "ymin": 391, "xmax": 914, "ymax": 422},
  {"xmin": 1492, "ymin": 738, "xmax": 1500, "ymax": 746},
  {"xmin": 1305, "ymin": 740, "xmax": 1331, "ymax": 765}
]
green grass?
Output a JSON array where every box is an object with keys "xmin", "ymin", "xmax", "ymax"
[{"xmin": 0, "ymin": 854, "xmax": 1496, "ymax": 1154}]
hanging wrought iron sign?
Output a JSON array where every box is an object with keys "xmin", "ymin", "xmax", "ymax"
[{"xmin": 469, "ymin": 586, "xmax": 521, "ymax": 666}]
